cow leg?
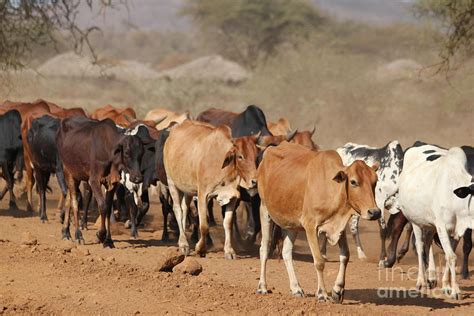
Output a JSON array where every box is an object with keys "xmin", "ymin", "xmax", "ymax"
[
  {"xmin": 461, "ymin": 229, "xmax": 472, "ymax": 279},
  {"xmin": 436, "ymin": 225, "xmax": 461, "ymax": 299},
  {"xmin": 319, "ymin": 233, "xmax": 328, "ymax": 261},
  {"xmin": 61, "ymin": 173, "xmax": 75, "ymax": 240},
  {"xmin": 2, "ymin": 162, "xmax": 17, "ymax": 210},
  {"xmin": 223, "ymin": 198, "xmax": 238, "ymax": 260},
  {"xmin": 282, "ymin": 230, "xmax": 304, "ymax": 296},
  {"xmin": 35, "ymin": 170, "xmax": 50, "ymax": 222},
  {"xmin": 69, "ymin": 179, "xmax": 84, "ymax": 244},
  {"xmin": 136, "ymin": 189, "xmax": 150, "ymax": 226},
  {"xmin": 208, "ymin": 199, "xmax": 216, "ymax": 226},
  {"xmin": 350, "ymin": 214, "xmax": 367, "ymax": 260},
  {"xmin": 125, "ymin": 190, "xmax": 138, "ymax": 239},
  {"xmin": 167, "ymin": 178, "xmax": 189, "ymax": 255},
  {"xmin": 195, "ymin": 191, "xmax": 210, "ymax": 257},
  {"xmin": 90, "ymin": 179, "xmax": 108, "ymax": 246},
  {"xmin": 103, "ymin": 186, "xmax": 117, "ymax": 248},
  {"xmin": 25, "ymin": 160, "xmax": 35, "ymax": 212},
  {"xmin": 256, "ymin": 201, "xmax": 271, "ymax": 294},
  {"xmin": 332, "ymin": 230, "xmax": 349, "ymax": 303},
  {"xmin": 249, "ymin": 195, "xmax": 261, "ymax": 244},
  {"xmin": 397, "ymin": 223, "xmax": 413, "ymax": 263},
  {"xmin": 305, "ymin": 224, "xmax": 330, "ymax": 302},
  {"xmin": 384, "ymin": 212, "xmax": 408, "ymax": 268},
  {"xmin": 427, "ymin": 245, "xmax": 437, "ymax": 289},
  {"xmin": 413, "ymin": 224, "xmax": 428, "ymax": 291},
  {"xmin": 378, "ymin": 216, "xmax": 388, "ymax": 268},
  {"xmin": 81, "ymin": 183, "xmax": 92, "ymax": 230},
  {"xmin": 160, "ymin": 190, "xmax": 171, "ymax": 241}
]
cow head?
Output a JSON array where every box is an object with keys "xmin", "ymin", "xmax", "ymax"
[
  {"xmin": 233, "ymin": 136, "xmax": 259, "ymax": 194},
  {"xmin": 113, "ymin": 135, "xmax": 147, "ymax": 184},
  {"xmin": 291, "ymin": 127, "xmax": 318, "ymax": 150},
  {"xmin": 333, "ymin": 160, "xmax": 381, "ymax": 220}
]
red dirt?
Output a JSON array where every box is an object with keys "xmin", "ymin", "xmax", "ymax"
[{"xmin": 0, "ymin": 189, "xmax": 473, "ymax": 315}]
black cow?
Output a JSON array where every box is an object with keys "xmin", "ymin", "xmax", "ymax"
[
  {"xmin": 27, "ymin": 115, "xmax": 68, "ymax": 222},
  {"xmin": 56, "ymin": 116, "xmax": 146, "ymax": 247},
  {"xmin": 0, "ymin": 110, "xmax": 23, "ymax": 210}
]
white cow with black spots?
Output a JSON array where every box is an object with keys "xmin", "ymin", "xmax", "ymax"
[{"xmin": 399, "ymin": 143, "xmax": 473, "ymax": 300}]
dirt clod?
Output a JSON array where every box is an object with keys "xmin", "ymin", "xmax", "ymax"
[
  {"xmin": 20, "ymin": 232, "xmax": 37, "ymax": 246},
  {"xmin": 173, "ymin": 257, "xmax": 203, "ymax": 276},
  {"xmin": 156, "ymin": 247, "xmax": 185, "ymax": 272}
]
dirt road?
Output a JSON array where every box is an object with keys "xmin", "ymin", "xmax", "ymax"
[{"xmin": 1, "ymin": 191, "xmax": 473, "ymax": 315}]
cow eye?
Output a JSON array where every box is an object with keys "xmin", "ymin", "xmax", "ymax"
[
  {"xmin": 238, "ymin": 154, "xmax": 244, "ymax": 160},
  {"xmin": 350, "ymin": 179, "xmax": 358, "ymax": 187}
]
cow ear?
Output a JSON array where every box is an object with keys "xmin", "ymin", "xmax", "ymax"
[
  {"xmin": 222, "ymin": 148, "xmax": 236, "ymax": 168},
  {"xmin": 453, "ymin": 186, "xmax": 470, "ymax": 199},
  {"xmin": 333, "ymin": 170, "xmax": 347, "ymax": 183},
  {"xmin": 371, "ymin": 162, "xmax": 380, "ymax": 172}
]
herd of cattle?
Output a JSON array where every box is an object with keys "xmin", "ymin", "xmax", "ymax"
[{"xmin": 0, "ymin": 99, "xmax": 472, "ymax": 303}]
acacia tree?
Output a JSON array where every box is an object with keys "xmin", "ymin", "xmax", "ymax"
[
  {"xmin": 182, "ymin": 0, "xmax": 324, "ymax": 69},
  {"xmin": 414, "ymin": 0, "xmax": 474, "ymax": 72},
  {"xmin": 0, "ymin": 0, "xmax": 126, "ymax": 71}
]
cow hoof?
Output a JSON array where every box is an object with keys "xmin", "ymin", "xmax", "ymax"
[
  {"xmin": 415, "ymin": 282, "xmax": 425, "ymax": 291},
  {"xmin": 442, "ymin": 287, "xmax": 451, "ymax": 295},
  {"xmin": 161, "ymin": 233, "xmax": 169, "ymax": 242},
  {"xmin": 225, "ymin": 252, "xmax": 236, "ymax": 260},
  {"xmin": 461, "ymin": 270, "xmax": 470, "ymax": 280},
  {"xmin": 256, "ymin": 283, "xmax": 269, "ymax": 295},
  {"xmin": 96, "ymin": 230, "xmax": 107, "ymax": 243},
  {"xmin": 292, "ymin": 289, "xmax": 305, "ymax": 297},
  {"xmin": 9, "ymin": 201, "xmax": 18, "ymax": 211},
  {"xmin": 103, "ymin": 239, "xmax": 115, "ymax": 249},
  {"xmin": 332, "ymin": 289, "xmax": 344, "ymax": 304},
  {"xmin": 40, "ymin": 214, "xmax": 48, "ymax": 223},
  {"xmin": 75, "ymin": 229, "xmax": 84, "ymax": 244},
  {"xmin": 451, "ymin": 291, "xmax": 462, "ymax": 300},
  {"xmin": 61, "ymin": 228, "xmax": 71, "ymax": 240},
  {"xmin": 180, "ymin": 246, "xmax": 190, "ymax": 257},
  {"xmin": 130, "ymin": 229, "xmax": 138, "ymax": 239},
  {"xmin": 427, "ymin": 279, "xmax": 437, "ymax": 289},
  {"xmin": 124, "ymin": 220, "xmax": 131, "ymax": 229},
  {"xmin": 378, "ymin": 260, "xmax": 386, "ymax": 269},
  {"xmin": 317, "ymin": 294, "xmax": 332, "ymax": 303}
]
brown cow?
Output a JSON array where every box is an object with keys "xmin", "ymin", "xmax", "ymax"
[
  {"xmin": 256, "ymin": 142, "xmax": 380, "ymax": 302},
  {"xmin": 57, "ymin": 116, "xmax": 147, "ymax": 246},
  {"xmin": 91, "ymin": 104, "xmax": 136, "ymax": 128},
  {"xmin": 268, "ymin": 117, "xmax": 317, "ymax": 150},
  {"xmin": 144, "ymin": 108, "xmax": 190, "ymax": 130},
  {"xmin": 164, "ymin": 120, "xmax": 257, "ymax": 258}
]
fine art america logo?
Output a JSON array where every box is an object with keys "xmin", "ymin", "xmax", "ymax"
[{"xmin": 377, "ymin": 255, "xmax": 456, "ymax": 299}]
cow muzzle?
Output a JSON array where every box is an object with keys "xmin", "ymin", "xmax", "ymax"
[{"xmin": 364, "ymin": 208, "xmax": 381, "ymax": 221}]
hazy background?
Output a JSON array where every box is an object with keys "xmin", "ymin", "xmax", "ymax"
[{"xmin": 1, "ymin": 0, "xmax": 472, "ymax": 149}]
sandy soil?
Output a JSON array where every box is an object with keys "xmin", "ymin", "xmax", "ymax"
[{"xmin": 0, "ymin": 187, "xmax": 474, "ymax": 315}]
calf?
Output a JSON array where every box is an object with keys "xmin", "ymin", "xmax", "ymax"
[
  {"xmin": 398, "ymin": 143, "xmax": 473, "ymax": 299},
  {"xmin": 0, "ymin": 110, "xmax": 23, "ymax": 210},
  {"xmin": 56, "ymin": 116, "xmax": 146, "ymax": 247},
  {"xmin": 164, "ymin": 120, "xmax": 256, "ymax": 258},
  {"xmin": 327, "ymin": 140, "xmax": 404, "ymax": 267},
  {"xmin": 256, "ymin": 142, "xmax": 380, "ymax": 302},
  {"xmin": 27, "ymin": 115, "xmax": 68, "ymax": 222}
]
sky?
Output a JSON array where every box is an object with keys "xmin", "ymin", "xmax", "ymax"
[{"xmin": 74, "ymin": 0, "xmax": 417, "ymax": 32}]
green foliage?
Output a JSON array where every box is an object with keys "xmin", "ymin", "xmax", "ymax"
[{"xmin": 182, "ymin": 0, "xmax": 324, "ymax": 69}]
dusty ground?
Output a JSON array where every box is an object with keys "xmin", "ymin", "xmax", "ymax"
[{"xmin": 1, "ymin": 188, "xmax": 474, "ymax": 315}]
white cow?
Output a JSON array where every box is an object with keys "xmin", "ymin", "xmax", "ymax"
[{"xmin": 399, "ymin": 143, "xmax": 473, "ymax": 300}]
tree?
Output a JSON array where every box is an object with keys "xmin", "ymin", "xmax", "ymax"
[
  {"xmin": 182, "ymin": 0, "xmax": 324, "ymax": 69},
  {"xmin": 0, "ymin": 0, "xmax": 126, "ymax": 71},
  {"xmin": 414, "ymin": 0, "xmax": 474, "ymax": 72}
]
